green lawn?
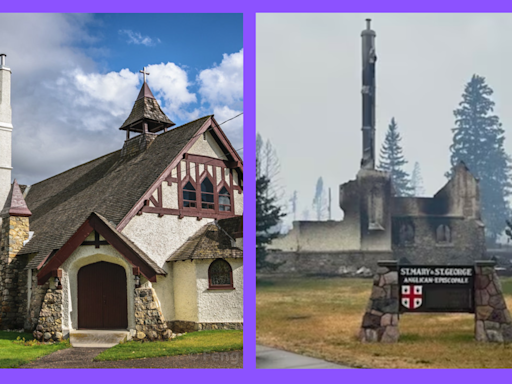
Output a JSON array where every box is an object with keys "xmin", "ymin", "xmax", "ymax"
[
  {"xmin": 95, "ymin": 330, "xmax": 243, "ymax": 361},
  {"xmin": 0, "ymin": 331, "xmax": 69, "ymax": 368}
]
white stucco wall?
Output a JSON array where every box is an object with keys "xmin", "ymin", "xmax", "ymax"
[
  {"xmin": 195, "ymin": 259, "xmax": 243, "ymax": 323},
  {"xmin": 122, "ymin": 214, "xmax": 215, "ymax": 268},
  {"xmin": 173, "ymin": 261, "xmax": 198, "ymax": 321},
  {"xmin": 234, "ymin": 191, "xmax": 243, "ymax": 215},
  {"xmin": 60, "ymin": 245, "xmax": 136, "ymax": 333},
  {"xmin": 268, "ymin": 220, "xmax": 360, "ymax": 252},
  {"xmin": 162, "ymin": 181, "xmax": 178, "ymax": 209},
  {"xmin": 188, "ymin": 131, "xmax": 228, "ymax": 160}
]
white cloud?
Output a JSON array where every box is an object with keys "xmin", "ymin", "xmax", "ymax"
[
  {"xmin": 119, "ymin": 29, "xmax": 160, "ymax": 46},
  {"xmin": 146, "ymin": 62, "xmax": 197, "ymax": 119},
  {"xmin": 198, "ymin": 49, "xmax": 243, "ymax": 106}
]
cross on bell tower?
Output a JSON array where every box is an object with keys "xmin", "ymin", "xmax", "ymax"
[
  {"xmin": 119, "ymin": 65, "xmax": 175, "ymax": 141},
  {"xmin": 140, "ymin": 67, "xmax": 150, "ymax": 83}
]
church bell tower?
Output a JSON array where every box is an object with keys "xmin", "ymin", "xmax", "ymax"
[{"xmin": 0, "ymin": 54, "xmax": 13, "ymax": 213}]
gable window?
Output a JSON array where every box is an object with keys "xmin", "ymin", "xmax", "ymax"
[
  {"xmin": 219, "ymin": 187, "xmax": 231, "ymax": 212},
  {"xmin": 436, "ymin": 224, "xmax": 451, "ymax": 243},
  {"xmin": 399, "ymin": 223, "xmax": 415, "ymax": 245},
  {"xmin": 208, "ymin": 259, "xmax": 233, "ymax": 289},
  {"xmin": 369, "ymin": 187, "xmax": 384, "ymax": 230},
  {"xmin": 201, "ymin": 178, "xmax": 215, "ymax": 210},
  {"xmin": 183, "ymin": 182, "xmax": 197, "ymax": 208}
]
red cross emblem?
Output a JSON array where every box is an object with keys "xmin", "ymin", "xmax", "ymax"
[{"xmin": 401, "ymin": 285, "xmax": 423, "ymax": 310}]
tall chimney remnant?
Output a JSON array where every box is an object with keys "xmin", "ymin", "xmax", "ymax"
[
  {"xmin": 360, "ymin": 19, "xmax": 377, "ymax": 170},
  {"xmin": 0, "ymin": 54, "xmax": 13, "ymax": 217}
]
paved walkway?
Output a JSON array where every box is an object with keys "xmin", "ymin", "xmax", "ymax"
[
  {"xmin": 256, "ymin": 345, "xmax": 352, "ymax": 369},
  {"xmin": 21, "ymin": 348, "xmax": 243, "ymax": 369}
]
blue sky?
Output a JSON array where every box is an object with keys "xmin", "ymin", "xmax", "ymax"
[{"xmin": 0, "ymin": 13, "xmax": 243, "ymax": 184}]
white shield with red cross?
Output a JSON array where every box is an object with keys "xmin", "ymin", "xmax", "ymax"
[{"xmin": 401, "ymin": 285, "xmax": 423, "ymax": 310}]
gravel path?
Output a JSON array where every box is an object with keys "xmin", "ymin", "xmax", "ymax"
[{"xmin": 20, "ymin": 348, "xmax": 242, "ymax": 369}]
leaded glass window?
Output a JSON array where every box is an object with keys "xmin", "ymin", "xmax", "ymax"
[
  {"xmin": 208, "ymin": 259, "xmax": 233, "ymax": 288},
  {"xmin": 219, "ymin": 186, "xmax": 231, "ymax": 211},
  {"xmin": 201, "ymin": 178, "xmax": 215, "ymax": 210},
  {"xmin": 183, "ymin": 182, "xmax": 196, "ymax": 208}
]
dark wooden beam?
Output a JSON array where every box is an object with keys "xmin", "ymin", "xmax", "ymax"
[
  {"xmin": 88, "ymin": 214, "xmax": 159, "ymax": 283},
  {"xmin": 38, "ymin": 219, "xmax": 94, "ymax": 285},
  {"xmin": 183, "ymin": 153, "xmax": 241, "ymax": 169}
]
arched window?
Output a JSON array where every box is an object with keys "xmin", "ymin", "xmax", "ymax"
[
  {"xmin": 399, "ymin": 223, "xmax": 415, "ymax": 245},
  {"xmin": 208, "ymin": 259, "xmax": 233, "ymax": 289},
  {"xmin": 369, "ymin": 187, "xmax": 383, "ymax": 229},
  {"xmin": 436, "ymin": 224, "xmax": 451, "ymax": 243},
  {"xmin": 183, "ymin": 182, "xmax": 196, "ymax": 208},
  {"xmin": 201, "ymin": 178, "xmax": 214, "ymax": 210},
  {"xmin": 219, "ymin": 186, "xmax": 231, "ymax": 212}
]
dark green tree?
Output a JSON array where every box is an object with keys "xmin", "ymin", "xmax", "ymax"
[
  {"xmin": 378, "ymin": 117, "xmax": 413, "ymax": 196},
  {"xmin": 447, "ymin": 75, "xmax": 512, "ymax": 244},
  {"xmin": 256, "ymin": 172, "xmax": 285, "ymax": 270}
]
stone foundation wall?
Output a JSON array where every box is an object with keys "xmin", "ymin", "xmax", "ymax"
[
  {"xmin": 169, "ymin": 320, "xmax": 243, "ymax": 333},
  {"xmin": 474, "ymin": 261, "xmax": 512, "ymax": 342},
  {"xmin": 134, "ymin": 287, "xmax": 172, "ymax": 341},
  {"xmin": 359, "ymin": 261, "xmax": 399, "ymax": 343},
  {"xmin": 33, "ymin": 288, "xmax": 63, "ymax": 342},
  {"xmin": 26, "ymin": 273, "xmax": 49, "ymax": 331},
  {"xmin": 0, "ymin": 216, "xmax": 30, "ymax": 330},
  {"xmin": 264, "ymin": 251, "xmax": 392, "ymax": 276}
]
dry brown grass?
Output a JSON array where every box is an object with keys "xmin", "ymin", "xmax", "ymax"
[{"xmin": 256, "ymin": 277, "xmax": 512, "ymax": 368}]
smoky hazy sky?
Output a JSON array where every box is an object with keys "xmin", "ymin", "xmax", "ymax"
[{"xmin": 257, "ymin": 13, "xmax": 512, "ymax": 227}]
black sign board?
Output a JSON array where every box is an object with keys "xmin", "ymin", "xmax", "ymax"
[{"xmin": 398, "ymin": 265, "xmax": 474, "ymax": 313}]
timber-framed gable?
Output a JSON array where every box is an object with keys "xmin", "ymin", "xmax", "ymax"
[{"xmin": 119, "ymin": 116, "xmax": 243, "ymax": 228}]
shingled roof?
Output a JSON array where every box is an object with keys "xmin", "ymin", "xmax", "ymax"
[
  {"xmin": 119, "ymin": 83, "xmax": 175, "ymax": 133},
  {"xmin": 217, "ymin": 216, "xmax": 243, "ymax": 239},
  {"xmin": 23, "ymin": 115, "xmax": 212, "ymax": 269},
  {"xmin": 1, "ymin": 179, "xmax": 32, "ymax": 217},
  {"xmin": 167, "ymin": 222, "xmax": 243, "ymax": 262}
]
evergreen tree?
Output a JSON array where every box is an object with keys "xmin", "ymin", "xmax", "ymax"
[
  {"xmin": 312, "ymin": 177, "xmax": 328, "ymax": 220},
  {"xmin": 411, "ymin": 162, "xmax": 426, "ymax": 196},
  {"xmin": 256, "ymin": 173, "xmax": 286, "ymax": 270},
  {"xmin": 447, "ymin": 75, "xmax": 512, "ymax": 244},
  {"xmin": 378, "ymin": 118, "xmax": 413, "ymax": 196}
]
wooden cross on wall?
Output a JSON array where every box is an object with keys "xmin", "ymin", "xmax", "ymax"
[{"xmin": 82, "ymin": 231, "xmax": 109, "ymax": 248}]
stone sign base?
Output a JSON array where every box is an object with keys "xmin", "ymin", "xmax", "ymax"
[
  {"xmin": 474, "ymin": 261, "xmax": 512, "ymax": 342},
  {"xmin": 359, "ymin": 260, "xmax": 512, "ymax": 343},
  {"xmin": 359, "ymin": 261, "xmax": 399, "ymax": 343}
]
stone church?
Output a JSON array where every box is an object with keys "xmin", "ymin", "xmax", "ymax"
[
  {"xmin": 266, "ymin": 20, "xmax": 486, "ymax": 275},
  {"xmin": 0, "ymin": 56, "xmax": 243, "ymax": 344}
]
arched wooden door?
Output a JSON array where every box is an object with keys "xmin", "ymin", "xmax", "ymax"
[{"xmin": 78, "ymin": 261, "xmax": 128, "ymax": 329}]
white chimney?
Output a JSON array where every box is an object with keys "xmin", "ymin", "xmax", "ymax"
[{"xmin": 0, "ymin": 53, "xmax": 13, "ymax": 213}]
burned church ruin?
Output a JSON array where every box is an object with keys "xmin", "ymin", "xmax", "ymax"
[{"xmin": 266, "ymin": 20, "xmax": 486, "ymax": 276}]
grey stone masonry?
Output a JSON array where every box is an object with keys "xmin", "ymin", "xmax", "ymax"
[
  {"xmin": 33, "ymin": 287, "xmax": 63, "ymax": 342},
  {"xmin": 359, "ymin": 260, "xmax": 400, "ymax": 343},
  {"xmin": 474, "ymin": 260, "xmax": 512, "ymax": 343},
  {"xmin": 0, "ymin": 216, "xmax": 30, "ymax": 330},
  {"xmin": 169, "ymin": 320, "xmax": 243, "ymax": 333},
  {"xmin": 134, "ymin": 287, "xmax": 172, "ymax": 341}
]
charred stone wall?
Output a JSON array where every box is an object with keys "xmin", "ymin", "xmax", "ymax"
[
  {"xmin": 392, "ymin": 216, "xmax": 485, "ymax": 265},
  {"xmin": 264, "ymin": 251, "xmax": 393, "ymax": 276}
]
